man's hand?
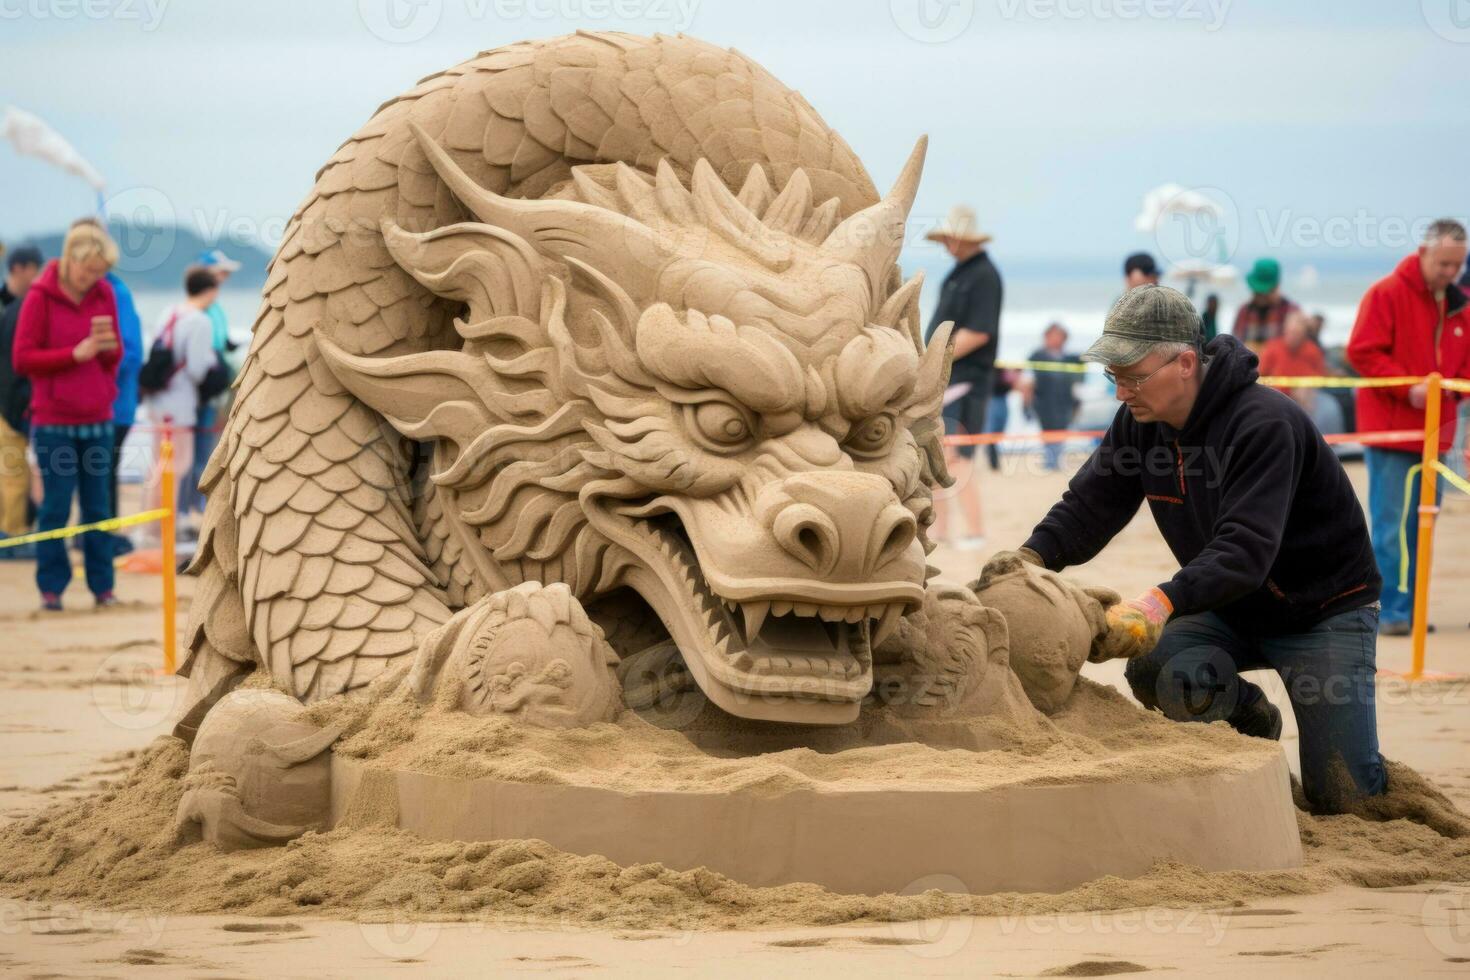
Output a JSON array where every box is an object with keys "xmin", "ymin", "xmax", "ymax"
[
  {"xmin": 1017, "ymin": 547, "xmax": 1043, "ymax": 567},
  {"xmin": 1091, "ymin": 587, "xmax": 1173, "ymax": 662},
  {"xmin": 1408, "ymin": 381, "xmax": 1428, "ymax": 410},
  {"xmin": 72, "ymin": 335, "xmax": 100, "ymax": 363}
]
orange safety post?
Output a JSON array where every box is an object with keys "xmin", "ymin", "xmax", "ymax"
[
  {"xmin": 160, "ymin": 433, "xmax": 177, "ymax": 675},
  {"xmin": 1408, "ymin": 373, "xmax": 1442, "ymax": 679}
]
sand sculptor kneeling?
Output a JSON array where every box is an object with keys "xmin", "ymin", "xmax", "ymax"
[{"xmin": 1012, "ymin": 285, "xmax": 1388, "ymax": 813}]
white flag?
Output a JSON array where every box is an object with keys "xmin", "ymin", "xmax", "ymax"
[{"xmin": 2, "ymin": 105, "xmax": 105, "ymax": 192}]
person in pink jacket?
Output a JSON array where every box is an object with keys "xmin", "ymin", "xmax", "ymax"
[{"xmin": 12, "ymin": 223, "xmax": 122, "ymax": 610}]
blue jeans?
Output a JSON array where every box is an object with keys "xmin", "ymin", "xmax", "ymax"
[
  {"xmin": 984, "ymin": 393, "xmax": 1009, "ymax": 471},
  {"xmin": 1365, "ymin": 447, "xmax": 1443, "ymax": 625},
  {"xmin": 182, "ymin": 403, "xmax": 219, "ymax": 516},
  {"xmin": 33, "ymin": 424, "xmax": 115, "ymax": 598},
  {"xmin": 1035, "ymin": 406, "xmax": 1072, "ymax": 471},
  {"xmin": 1124, "ymin": 606, "xmax": 1386, "ymax": 813}
]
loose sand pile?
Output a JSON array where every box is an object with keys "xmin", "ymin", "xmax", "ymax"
[{"xmin": 3, "ymin": 677, "xmax": 1468, "ymax": 930}]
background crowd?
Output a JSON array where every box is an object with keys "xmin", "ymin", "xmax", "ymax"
[
  {"xmin": 0, "ymin": 221, "xmax": 239, "ymax": 611},
  {"xmin": 927, "ymin": 213, "xmax": 1470, "ymax": 637},
  {"xmin": 2, "ymin": 213, "xmax": 1467, "ymax": 638}
]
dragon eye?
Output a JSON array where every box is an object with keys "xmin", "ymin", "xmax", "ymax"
[
  {"xmin": 847, "ymin": 415, "xmax": 895, "ymax": 456},
  {"xmin": 689, "ymin": 401, "xmax": 754, "ymax": 450}
]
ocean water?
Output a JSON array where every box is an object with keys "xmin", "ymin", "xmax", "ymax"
[{"xmin": 129, "ymin": 257, "xmax": 1377, "ymax": 362}]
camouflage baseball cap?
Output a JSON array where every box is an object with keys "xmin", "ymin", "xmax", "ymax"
[{"xmin": 1082, "ymin": 284, "xmax": 1203, "ymax": 366}]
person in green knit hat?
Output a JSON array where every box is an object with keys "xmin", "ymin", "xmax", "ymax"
[{"xmin": 1231, "ymin": 257, "xmax": 1298, "ymax": 352}]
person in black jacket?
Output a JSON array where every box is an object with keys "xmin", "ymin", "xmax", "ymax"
[
  {"xmin": 925, "ymin": 205, "xmax": 1001, "ymax": 550},
  {"xmin": 0, "ymin": 245, "xmax": 43, "ymax": 546},
  {"xmin": 1016, "ymin": 285, "xmax": 1385, "ymax": 813}
]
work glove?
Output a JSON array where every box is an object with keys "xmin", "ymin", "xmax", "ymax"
[{"xmin": 1091, "ymin": 587, "xmax": 1173, "ymax": 662}]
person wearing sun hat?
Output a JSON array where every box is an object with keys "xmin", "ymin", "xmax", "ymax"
[
  {"xmin": 1008, "ymin": 284, "xmax": 1387, "ymax": 814},
  {"xmin": 1232, "ymin": 256, "xmax": 1299, "ymax": 351},
  {"xmin": 924, "ymin": 205, "xmax": 1000, "ymax": 550}
]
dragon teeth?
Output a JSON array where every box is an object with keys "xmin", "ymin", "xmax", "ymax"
[
  {"xmin": 872, "ymin": 604, "xmax": 904, "ymax": 648},
  {"xmin": 772, "ymin": 600, "xmax": 794, "ymax": 617},
  {"xmin": 741, "ymin": 601, "xmax": 770, "ymax": 639}
]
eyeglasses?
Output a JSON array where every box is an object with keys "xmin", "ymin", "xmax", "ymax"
[{"xmin": 1104, "ymin": 352, "xmax": 1184, "ymax": 390}]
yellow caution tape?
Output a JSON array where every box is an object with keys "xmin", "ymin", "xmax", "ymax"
[
  {"xmin": 1257, "ymin": 375, "xmax": 1425, "ymax": 389},
  {"xmin": 996, "ymin": 358, "xmax": 1462, "ymax": 390},
  {"xmin": 1395, "ymin": 461, "xmax": 1469, "ymax": 593},
  {"xmin": 1432, "ymin": 460, "xmax": 1470, "ymax": 497},
  {"xmin": 0, "ymin": 509, "xmax": 170, "ymax": 549},
  {"xmin": 994, "ymin": 358, "xmax": 1090, "ymax": 374}
]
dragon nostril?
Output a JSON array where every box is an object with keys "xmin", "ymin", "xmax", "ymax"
[
  {"xmin": 874, "ymin": 511, "xmax": 917, "ymax": 570},
  {"xmin": 773, "ymin": 505, "xmax": 839, "ymax": 574},
  {"xmin": 796, "ymin": 525, "xmax": 828, "ymax": 568}
]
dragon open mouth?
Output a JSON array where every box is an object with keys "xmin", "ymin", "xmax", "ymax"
[{"xmin": 604, "ymin": 505, "xmax": 922, "ymax": 725}]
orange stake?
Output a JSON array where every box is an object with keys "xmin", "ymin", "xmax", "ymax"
[
  {"xmin": 1408, "ymin": 373, "xmax": 1442, "ymax": 679},
  {"xmin": 160, "ymin": 436, "xmax": 177, "ymax": 675}
]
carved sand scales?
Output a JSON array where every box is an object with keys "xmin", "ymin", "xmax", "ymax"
[{"xmin": 172, "ymin": 32, "xmax": 1302, "ymax": 893}]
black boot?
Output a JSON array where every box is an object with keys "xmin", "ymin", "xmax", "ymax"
[{"xmin": 1229, "ymin": 696, "xmax": 1282, "ymax": 741}]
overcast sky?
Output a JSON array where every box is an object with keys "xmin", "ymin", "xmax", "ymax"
[{"xmin": 3, "ymin": 0, "xmax": 1466, "ymax": 272}]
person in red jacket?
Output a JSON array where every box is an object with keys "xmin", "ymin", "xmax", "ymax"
[
  {"xmin": 12, "ymin": 223, "xmax": 122, "ymax": 611},
  {"xmin": 1346, "ymin": 219, "xmax": 1470, "ymax": 635},
  {"xmin": 1258, "ymin": 309, "xmax": 1327, "ymax": 410}
]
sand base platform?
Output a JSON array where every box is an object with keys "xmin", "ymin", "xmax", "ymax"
[
  {"xmin": 324, "ymin": 683, "xmax": 1304, "ymax": 896},
  {"xmin": 330, "ymin": 750, "xmax": 1300, "ymax": 895}
]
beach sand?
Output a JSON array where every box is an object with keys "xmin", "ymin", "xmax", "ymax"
[{"xmin": 2, "ymin": 458, "xmax": 1468, "ymax": 976}]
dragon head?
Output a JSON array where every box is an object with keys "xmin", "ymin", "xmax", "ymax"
[{"xmin": 321, "ymin": 125, "xmax": 952, "ymax": 725}]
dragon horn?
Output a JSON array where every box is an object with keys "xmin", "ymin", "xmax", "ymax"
[
  {"xmin": 408, "ymin": 122, "xmax": 675, "ymax": 279},
  {"xmin": 820, "ymin": 135, "xmax": 928, "ymax": 287}
]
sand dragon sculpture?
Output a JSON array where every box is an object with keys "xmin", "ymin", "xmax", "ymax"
[
  {"xmin": 169, "ymin": 31, "xmax": 1146, "ymax": 849},
  {"xmin": 178, "ymin": 31, "xmax": 1124, "ymax": 751},
  {"xmin": 178, "ymin": 30, "xmax": 952, "ymax": 728}
]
